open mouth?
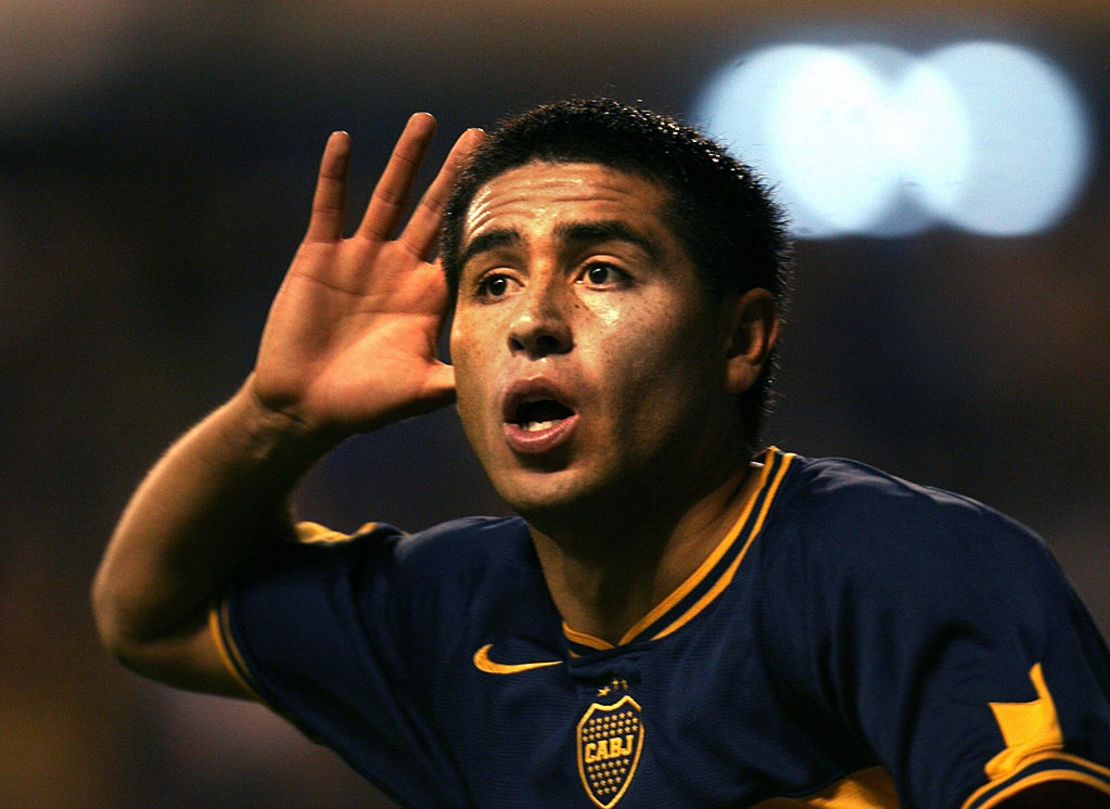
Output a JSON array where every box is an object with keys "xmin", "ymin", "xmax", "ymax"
[
  {"xmin": 510, "ymin": 398, "xmax": 576, "ymax": 432},
  {"xmin": 502, "ymin": 383, "xmax": 580, "ymax": 454}
]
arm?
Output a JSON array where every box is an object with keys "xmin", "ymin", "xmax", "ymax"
[
  {"xmin": 92, "ymin": 116, "xmax": 484, "ymax": 697},
  {"xmin": 758, "ymin": 465, "xmax": 1110, "ymax": 807}
]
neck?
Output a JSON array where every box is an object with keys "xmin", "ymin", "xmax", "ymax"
[{"xmin": 529, "ymin": 459, "xmax": 761, "ymax": 646}]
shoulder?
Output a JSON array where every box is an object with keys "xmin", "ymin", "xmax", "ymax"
[
  {"xmin": 393, "ymin": 515, "xmax": 533, "ymax": 577},
  {"xmin": 766, "ymin": 454, "xmax": 1056, "ymax": 579},
  {"xmin": 750, "ymin": 453, "xmax": 1079, "ymax": 634},
  {"xmin": 251, "ymin": 515, "xmax": 533, "ymax": 611},
  {"xmin": 292, "ymin": 514, "xmax": 529, "ymax": 562},
  {"xmin": 240, "ymin": 515, "xmax": 540, "ymax": 663},
  {"xmin": 389, "ymin": 517, "xmax": 543, "ymax": 616},
  {"xmin": 776, "ymin": 454, "xmax": 1027, "ymax": 535},
  {"xmin": 753, "ymin": 455, "xmax": 1110, "ymax": 808}
]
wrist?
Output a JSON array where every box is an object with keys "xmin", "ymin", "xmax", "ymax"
[{"xmin": 222, "ymin": 378, "xmax": 346, "ymax": 473}]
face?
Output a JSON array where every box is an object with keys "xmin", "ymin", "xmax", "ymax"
[{"xmin": 450, "ymin": 162, "xmax": 745, "ymax": 526}]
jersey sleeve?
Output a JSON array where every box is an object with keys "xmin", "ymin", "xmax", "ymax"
[
  {"xmin": 761, "ymin": 465, "xmax": 1110, "ymax": 808},
  {"xmin": 208, "ymin": 521, "xmax": 449, "ymax": 806}
]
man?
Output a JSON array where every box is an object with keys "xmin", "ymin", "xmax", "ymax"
[{"xmin": 94, "ymin": 99, "xmax": 1109, "ymax": 807}]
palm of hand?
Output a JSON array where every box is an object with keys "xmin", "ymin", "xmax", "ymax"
[{"xmin": 251, "ymin": 117, "xmax": 483, "ymax": 436}]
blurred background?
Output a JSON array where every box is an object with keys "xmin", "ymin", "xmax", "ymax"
[{"xmin": 1, "ymin": 2, "xmax": 1106, "ymax": 806}]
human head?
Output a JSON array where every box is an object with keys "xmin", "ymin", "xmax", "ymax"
[{"xmin": 441, "ymin": 97, "xmax": 792, "ymax": 451}]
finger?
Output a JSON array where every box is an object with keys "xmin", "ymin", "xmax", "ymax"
[
  {"xmin": 400, "ymin": 127, "xmax": 485, "ymax": 260},
  {"xmin": 305, "ymin": 131, "xmax": 352, "ymax": 243},
  {"xmin": 420, "ymin": 256, "xmax": 452, "ymax": 314},
  {"xmin": 357, "ymin": 113, "xmax": 438, "ymax": 241}
]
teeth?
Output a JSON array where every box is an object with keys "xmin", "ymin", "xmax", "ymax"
[{"xmin": 522, "ymin": 420, "xmax": 555, "ymax": 432}]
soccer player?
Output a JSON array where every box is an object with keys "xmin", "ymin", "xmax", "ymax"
[{"xmin": 93, "ymin": 99, "xmax": 1109, "ymax": 807}]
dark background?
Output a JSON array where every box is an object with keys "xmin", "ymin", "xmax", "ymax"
[{"xmin": 1, "ymin": 3, "xmax": 1106, "ymax": 806}]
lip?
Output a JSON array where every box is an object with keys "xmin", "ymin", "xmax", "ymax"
[
  {"xmin": 501, "ymin": 377, "xmax": 579, "ymax": 456},
  {"xmin": 503, "ymin": 414, "xmax": 580, "ymax": 454}
]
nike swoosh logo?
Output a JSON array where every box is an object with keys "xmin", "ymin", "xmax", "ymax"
[{"xmin": 472, "ymin": 643, "xmax": 561, "ymax": 675}]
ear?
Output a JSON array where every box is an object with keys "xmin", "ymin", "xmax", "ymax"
[{"xmin": 722, "ymin": 288, "xmax": 780, "ymax": 395}]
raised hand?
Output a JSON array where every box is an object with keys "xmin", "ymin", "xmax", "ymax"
[{"xmin": 252, "ymin": 114, "xmax": 483, "ymax": 437}]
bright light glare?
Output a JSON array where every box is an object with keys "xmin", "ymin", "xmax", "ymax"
[
  {"xmin": 892, "ymin": 60, "xmax": 971, "ymax": 214},
  {"xmin": 769, "ymin": 49, "xmax": 897, "ymax": 233},
  {"xmin": 694, "ymin": 40, "xmax": 1091, "ymax": 238},
  {"xmin": 695, "ymin": 45, "xmax": 839, "ymax": 237},
  {"xmin": 928, "ymin": 42, "xmax": 1091, "ymax": 235}
]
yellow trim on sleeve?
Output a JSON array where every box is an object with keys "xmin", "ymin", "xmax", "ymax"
[
  {"xmin": 965, "ymin": 763, "xmax": 1110, "ymax": 809},
  {"xmin": 207, "ymin": 600, "xmax": 263, "ymax": 702},
  {"xmin": 962, "ymin": 751, "xmax": 1110, "ymax": 809},
  {"xmin": 957, "ymin": 659, "xmax": 1110, "ymax": 809},
  {"xmin": 985, "ymin": 663, "xmax": 1064, "ymax": 779},
  {"xmin": 294, "ymin": 521, "xmax": 378, "ymax": 545}
]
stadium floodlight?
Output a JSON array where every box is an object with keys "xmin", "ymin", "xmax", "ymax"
[{"xmin": 695, "ymin": 40, "xmax": 1091, "ymax": 239}]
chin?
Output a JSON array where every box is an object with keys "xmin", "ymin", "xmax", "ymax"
[
  {"xmin": 493, "ymin": 466, "xmax": 643, "ymax": 537},
  {"xmin": 495, "ymin": 474, "xmax": 583, "ymax": 518}
]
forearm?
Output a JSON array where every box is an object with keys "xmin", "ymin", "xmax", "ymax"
[
  {"xmin": 93, "ymin": 121, "xmax": 473, "ymax": 695},
  {"xmin": 92, "ymin": 378, "xmax": 337, "ymax": 665}
]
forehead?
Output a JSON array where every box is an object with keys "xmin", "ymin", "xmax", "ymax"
[{"xmin": 461, "ymin": 161, "xmax": 673, "ymax": 246}]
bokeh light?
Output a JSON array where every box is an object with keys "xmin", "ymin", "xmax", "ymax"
[
  {"xmin": 695, "ymin": 40, "xmax": 1092, "ymax": 238},
  {"xmin": 927, "ymin": 41, "xmax": 1092, "ymax": 235}
]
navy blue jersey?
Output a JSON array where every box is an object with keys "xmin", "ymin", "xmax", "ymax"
[{"xmin": 212, "ymin": 449, "xmax": 1110, "ymax": 807}]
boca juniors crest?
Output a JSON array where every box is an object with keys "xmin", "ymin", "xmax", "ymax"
[{"xmin": 576, "ymin": 695, "xmax": 644, "ymax": 807}]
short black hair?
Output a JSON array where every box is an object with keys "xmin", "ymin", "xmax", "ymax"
[{"xmin": 441, "ymin": 97, "xmax": 793, "ymax": 450}]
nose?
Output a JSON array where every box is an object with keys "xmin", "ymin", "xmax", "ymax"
[{"xmin": 508, "ymin": 279, "xmax": 573, "ymax": 358}]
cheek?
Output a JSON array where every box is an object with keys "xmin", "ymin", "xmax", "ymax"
[
  {"xmin": 452, "ymin": 364, "xmax": 484, "ymax": 415},
  {"xmin": 609, "ymin": 313, "xmax": 720, "ymax": 411},
  {"xmin": 449, "ymin": 316, "xmax": 484, "ymax": 378},
  {"xmin": 450, "ymin": 325, "xmax": 498, "ymax": 436},
  {"xmin": 592, "ymin": 298, "xmax": 623, "ymax": 330}
]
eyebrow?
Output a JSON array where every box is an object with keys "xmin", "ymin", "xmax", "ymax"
[
  {"xmin": 457, "ymin": 229, "xmax": 521, "ymax": 270},
  {"xmin": 554, "ymin": 221, "xmax": 662, "ymax": 263},
  {"xmin": 459, "ymin": 220, "xmax": 663, "ymax": 269}
]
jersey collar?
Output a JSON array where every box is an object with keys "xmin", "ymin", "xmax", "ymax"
[{"xmin": 562, "ymin": 447, "xmax": 796, "ymax": 656}]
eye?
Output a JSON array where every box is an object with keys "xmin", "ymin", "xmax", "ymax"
[
  {"xmin": 475, "ymin": 273, "xmax": 517, "ymax": 300},
  {"xmin": 580, "ymin": 262, "xmax": 628, "ymax": 288}
]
